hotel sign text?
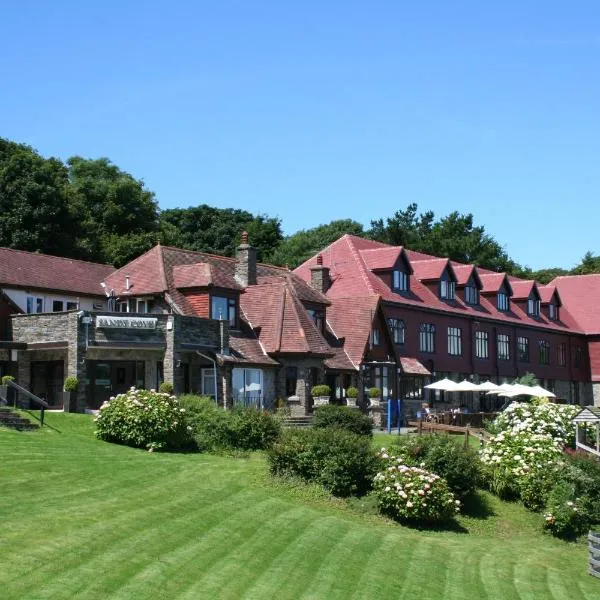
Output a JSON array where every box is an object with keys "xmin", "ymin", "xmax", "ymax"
[{"xmin": 96, "ymin": 316, "xmax": 158, "ymax": 330}]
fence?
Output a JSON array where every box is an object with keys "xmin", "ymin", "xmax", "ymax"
[{"xmin": 590, "ymin": 532, "xmax": 600, "ymax": 579}]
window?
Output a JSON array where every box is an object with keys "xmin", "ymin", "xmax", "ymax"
[
  {"xmin": 419, "ymin": 323, "xmax": 435, "ymax": 353},
  {"xmin": 372, "ymin": 328, "xmax": 380, "ymax": 346},
  {"xmin": 574, "ymin": 347, "xmax": 584, "ymax": 368},
  {"xmin": 440, "ymin": 280, "xmax": 455, "ymax": 300},
  {"xmin": 497, "ymin": 334, "xmax": 510, "ymax": 361},
  {"xmin": 517, "ymin": 336, "xmax": 529, "ymax": 362},
  {"xmin": 497, "ymin": 292, "xmax": 509, "ymax": 312},
  {"xmin": 374, "ymin": 365, "xmax": 391, "ymax": 399},
  {"xmin": 66, "ymin": 301, "xmax": 79, "ymax": 311},
  {"xmin": 232, "ymin": 368, "xmax": 263, "ymax": 404},
  {"xmin": 136, "ymin": 298, "xmax": 154, "ymax": 314},
  {"xmin": 26, "ymin": 296, "xmax": 43, "ymax": 314},
  {"xmin": 527, "ymin": 297, "xmax": 540, "ymax": 317},
  {"xmin": 539, "ymin": 340, "xmax": 550, "ymax": 365},
  {"xmin": 201, "ymin": 368, "xmax": 216, "ymax": 397},
  {"xmin": 475, "ymin": 331, "xmax": 489, "ymax": 359},
  {"xmin": 557, "ymin": 343, "xmax": 567, "ymax": 367},
  {"xmin": 393, "ymin": 270, "xmax": 409, "ymax": 292},
  {"xmin": 52, "ymin": 300, "xmax": 64, "ymax": 312},
  {"xmin": 285, "ymin": 366, "xmax": 298, "ymax": 396},
  {"xmin": 447, "ymin": 327, "xmax": 462, "ymax": 356},
  {"xmin": 308, "ymin": 308, "xmax": 325, "ymax": 332},
  {"xmin": 465, "ymin": 284, "xmax": 479, "ymax": 305},
  {"xmin": 388, "ymin": 318, "xmax": 405, "ymax": 345},
  {"xmin": 117, "ymin": 300, "xmax": 129, "ymax": 313},
  {"xmin": 211, "ymin": 296, "xmax": 237, "ymax": 327},
  {"xmin": 548, "ymin": 303, "xmax": 559, "ymax": 321}
]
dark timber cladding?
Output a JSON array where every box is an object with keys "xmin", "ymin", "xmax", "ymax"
[{"xmin": 10, "ymin": 311, "xmax": 222, "ymax": 411}]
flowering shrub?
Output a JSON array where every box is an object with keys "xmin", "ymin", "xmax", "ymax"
[
  {"xmin": 543, "ymin": 481, "xmax": 588, "ymax": 539},
  {"xmin": 479, "ymin": 430, "xmax": 563, "ymax": 498},
  {"xmin": 489, "ymin": 402, "xmax": 580, "ymax": 446},
  {"xmin": 373, "ymin": 449, "xmax": 459, "ymax": 523},
  {"xmin": 95, "ymin": 387, "xmax": 192, "ymax": 451}
]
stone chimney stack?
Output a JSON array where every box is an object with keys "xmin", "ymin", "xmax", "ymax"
[
  {"xmin": 310, "ymin": 254, "xmax": 331, "ymax": 294},
  {"xmin": 235, "ymin": 231, "xmax": 257, "ymax": 287}
]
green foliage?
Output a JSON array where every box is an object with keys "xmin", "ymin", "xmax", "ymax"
[
  {"xmin": 159, "ymin": 382, "xmax": 174, "ymax": 394},
  {"xmin": 1, "ymin": 375, "xmax": 15, "ymax": 385},
  {"xmin": 180, "ymin": 394, "xmax": 281, "ymax": 451},
  {"xmin": 312, "ymin": 405, "xmax": 373, "ymax": 437},
  {"xmin": 391, "ymin": 435, "xmax": 480, "ymax": 500},
  {"xmin": 368, "ymin": 387, "xmax": 381, "ymax": 398},
  {"xmin": 346, "ymin": 386, "xmax": 359, "ymax": 398},
  {"xmin": 519, "ymin": 469, "xmax": 556, "ymax": 512},
  {"xmin": 543, "ymin": 481, "xmax": 587, "ymax": 540},
  {"xmin": 63, "ymin": 376, "xmax": 79, "ymax": 392},
  {"xmin": 159, "ymin": 205, "xmax": 283, "ymax": 263},
  {"xmin": 268, "ymin": 428, "xmax": 378, "ymax": 497},
  {"xmin": 310, "ymin": 384, "xmax": 331, "ymax": 397},
  {"xmin": 572, "ymin": 250, "xmax": 600, "ymax": 275},
  {"xmin": 374, "ymin": 450, "xmax": 460, "ymax": 523},
  {"xmin": 513, "ymin": 372, "xmax": 538, "ymax": 387},
  {"xmin": 94, "ymin": 388, "xmax": 192, "ymax": 450},
  {"xmin": 268, "ymin": 219, "xmax": 364, "ymax": 268}
]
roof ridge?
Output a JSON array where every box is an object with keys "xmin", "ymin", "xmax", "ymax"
[
  {"xmin": 0, "ymin": 246, "xmax": 114, "ymax": 268},
  {"xmin": 156, "ymin": 245, "xmax": 169, "ymax": 292}
]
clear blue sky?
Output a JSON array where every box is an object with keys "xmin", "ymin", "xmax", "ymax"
[{"xmin": 2, "ymin": 1, "xmax": 599, "ymax": 270}]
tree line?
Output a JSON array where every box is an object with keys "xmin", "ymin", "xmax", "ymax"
[{"xmin": 1, "ymin": 137, "xmax": 597, "ymax": 282}]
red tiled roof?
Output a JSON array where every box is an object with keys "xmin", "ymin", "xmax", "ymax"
[
  {"xmin": 360, "ymin": 247, "xmax": 405, "ymax": 271},
  {"xmin": 411, "ymin": 258, "xmax": 453, "ymax": 282},
  {"xmin": 294, "ymin": 234, "xmax": 578, "ymax": 335},
  {"xmin": 539, "ymin": 285, "xmax": 560, "ymax": 305},
  {"xmin": 399, "ymin": 357, "xmax": 431, "ymax": 376},
  {"xmin": 172, "ymin": 263, "xmax": 212, "ymax": 289},
  {"xmin": 510, "ymin": 280, "xmax": 537, "ymax": 300},
  {"xmin": 552, "ymin": 274, "xmax": 600, "ymax": 334},
  {"xmin": 451, "ymin": 264, "xmax": 481, "ymax": 287},
  {"xmin": 0, "ymin": 247, "xmax": 114, "ymax": 296},
  {"xmin": 223, "ymin": 330, "xmax": 279, "ymax": 366}
]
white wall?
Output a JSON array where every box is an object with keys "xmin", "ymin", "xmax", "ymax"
[{"xmin": 2, "ymin": 287, "xmax": 107, "ymax": 314}]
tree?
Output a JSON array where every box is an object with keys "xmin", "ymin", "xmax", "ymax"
[
  {"xmin": 0, "ymin": 138, "xmax": 76, "ymax": 256},
  {"xmin": 369, "ymin": 204, "xmax": 522, "ymax": 274},
  {"xmin": 159, "ymin": 205, "xmax": 282, "ymax": 262},
  {"xmin": 67, "ymin": 157, "xmax": 161, "ymax": 265},
  {"xmin": 572, "ymin": 251, "xmax": 600, "ymax": 275},
  {"xmin": 269, "ymin": 219, "xmax": 365, "ymax": 268}
]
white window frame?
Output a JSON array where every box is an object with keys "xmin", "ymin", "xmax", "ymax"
[
  {"xmin": 393, "ymin": 270, "xmax": 408, "ymax": 292},
  {"xmin": 447, "ymin": 327, "xmax": 462, "ymax": 356},
  {"xmin": 201, "ymin": 368, "xmax": 216, "ymax": 398},
  {"xmin": 440, "ymin": 280, "xmax": 455, "ymax": 300},
  {"xmin": 26, "ymin": 296, "xmax": 44, "ymax": 314},
  {"xmin": 497, "ymin": 292, "xmax": 509, "ymax": 312}
]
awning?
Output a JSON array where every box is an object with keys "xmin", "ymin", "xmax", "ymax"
[{"xmin": 399, "ymin": 357, "xmax": 431, "ymax": 376}]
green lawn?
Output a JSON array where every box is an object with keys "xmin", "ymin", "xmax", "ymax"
[{"xmin": 1, "ymin": 414, "xmax": 597, "ymax": 600}]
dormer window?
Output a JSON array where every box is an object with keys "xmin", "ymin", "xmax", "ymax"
[
  {"xmin": 548, "ymin": 303, "xmax": 559, "ymax": 321},
  {"xmin": 497, "ymin": 292, "xmax": 509, "ymax": 312},
  {"xmin": 393, "ymin": 270, "xmax": 409, "ymax": 292},
  {"xmin": 211, "ymin": 295, "xmax": 237, "ymax": 327},
  {"xmin": 308, "ymin": 308, "xmax": 325, "ymax": 332},
  {"xmin": 464, "ymin": 284, "xmax": 479, "ymax": 305},
  {"xmin": 440, "ymin": 280, "xmax": 455, "ymax": 300},
  {"xmin": 527, "ymin": 297, "xmax": 540, "ymax": 317}
]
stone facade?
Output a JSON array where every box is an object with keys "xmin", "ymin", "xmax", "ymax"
[
  {"xmin": 593, "ymin": 383, "xmax": 600, "ymax": 407},
  {"xmin": 276, "ymin": 357, "xmax": 325, "ymax": 415}
]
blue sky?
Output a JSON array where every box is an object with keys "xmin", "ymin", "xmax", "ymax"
[{"xmin": 2, "ymin": 1, "xmax": 599, "ymax": 270}]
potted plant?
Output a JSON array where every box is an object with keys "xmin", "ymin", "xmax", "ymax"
[
  {"xmin": 346, "ymin": 386, "xmax": 359, "ymax": 408},
  {"xmin": 311, "ymin": 384, "xmax": 331, "ymax": 407},
  {"xmin": 0, "ymin": 375, "xmax": 15, "ymax": 406},
  {"xmin": 63, "ymin": 376, "xmax": 79, "ymax": 412},
  {"xmin": 368, "ymin": 387, "xmax": 382, "ymax": 408}
]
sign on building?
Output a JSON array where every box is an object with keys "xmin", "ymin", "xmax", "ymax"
[{"xmin": 95, "ymin": 316, "xmax": 158, "ymax": 330}]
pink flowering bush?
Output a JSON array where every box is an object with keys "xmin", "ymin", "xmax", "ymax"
[
  {"xmin": 373, "ymin": 449, "xmax": 460, "ymax": 523},
  {"xmin": 95, "ymin": 387, "xmax": 192, "ymax": 451}
]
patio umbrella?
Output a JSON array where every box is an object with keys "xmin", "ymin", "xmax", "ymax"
[
  {"xmin": 476, "ymin": 381, "xmax": 502, "ymax": 392},
  {"xmin": 529, "ymin": 384, "xmax": 556, "ymax": 398},
  {"xmin": 424, "ymin": 378, "xmax": 459, "ymax": 391},
  {"xmin": 486, "ymin": 383, "xmax": 516, "ymax": 396},
  {"xmin": 454, "ymin": 379, "xmax": 481, "ymax": 392}
]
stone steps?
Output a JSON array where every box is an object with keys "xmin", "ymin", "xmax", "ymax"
[
  {"xmin": 281, "ymin": 416, "xmax": 313, "ymax": 428},
  {"xmin": 0, "ymin": 408, "xmax": 40, "ymax": 431}
]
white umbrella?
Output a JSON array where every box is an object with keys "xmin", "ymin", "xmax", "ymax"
[
  {"xmin": 454, "ymin": 379, "xmax": 481, "ymax": 392},
  {"xmin": 424, "ymin": 378, "xmax": 459, "ymax": 391},
  {"xmin": 486, "ymin": 383, "xmax": 516, "ymax": 396},
  {"xmin": 529, "ymin": 384, "xmax": 556, "ymax": 398},
  {"xmin": 477, "ymin": 381, "xmax": 502, "ymax": 392}
]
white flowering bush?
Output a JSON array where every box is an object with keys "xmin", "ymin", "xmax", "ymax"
[
  {"xmin": 373, "ymin": 450, "xmax": 459, "ymax": 523},
  {"xmin": 490, "ymin": 402, "xmax": 580, "ymax": 446},
  {"xmin": 95, "ymin": 387, "xmax": 193, "ymax": 451},
  {"xmin": 480, "ymin": 430, "xmax": 563, "ymax": 498}
]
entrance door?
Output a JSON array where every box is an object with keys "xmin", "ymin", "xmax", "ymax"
[
  {"xmin": 31, "ymin": 361, "xmax": 65, "ymax": 409},
  {"xmin": 87, "ymin": 361, "xmax": 144, "ymax": 409}
]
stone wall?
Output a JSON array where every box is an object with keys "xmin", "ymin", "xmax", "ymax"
[
  {"xmin": 593, "ymin": 383, "xmax": 600, "ymax": 407},
  {"xmin": 276, "ymin": 357, "xmax": 325, "ymax": 415}
]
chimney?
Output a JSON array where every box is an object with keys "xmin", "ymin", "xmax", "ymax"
[
  {"xmin": 235, "ymin": 231, "xmax": 257, "ymax": 287},
  {"xmin": 310, "ymin": 254, "xmax": 330, "ymax": 294}
]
